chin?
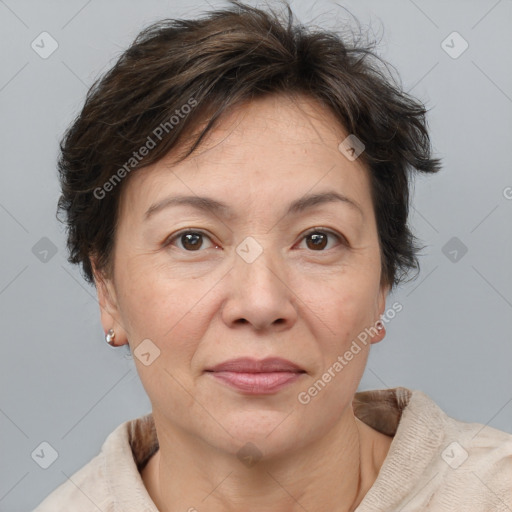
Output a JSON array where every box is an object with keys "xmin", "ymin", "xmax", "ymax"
[{"xmin": 213, "ymin": 412, "xmax": 303, "ymax": 453}]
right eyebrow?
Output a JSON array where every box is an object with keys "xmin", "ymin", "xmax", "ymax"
[{"xmin": 144, "ymin": 195, "xmax": 231, "ymax": 220}]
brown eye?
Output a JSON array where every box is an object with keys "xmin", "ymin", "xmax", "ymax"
[
  {"xmin": 167, "ymin": 230, "xmax": 216, "ymax": 251},
  {"xmin": 180, "ymin": 232, "xmax": 204, "ymax": 251},
  {"xmin": 298, "ymin": 229, "xmax": 345, "ymax": 251},
  {"xmin": 306, "ymin": 232, "xmax": 328, "ymax": 250}
]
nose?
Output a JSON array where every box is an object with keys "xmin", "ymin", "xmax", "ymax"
[{"xmin": 221, "ymin": 246, "xmax": 298, "ymax": 332}]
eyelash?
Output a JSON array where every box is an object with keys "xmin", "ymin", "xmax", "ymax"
[{"xmin": 165, "ymin": 227, "xmax": 347, "ymax": 252}]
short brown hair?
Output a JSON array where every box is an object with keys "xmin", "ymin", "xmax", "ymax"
[{"xmin": 57, "ymin": 1, "xmax": 440, "ymax": 289}]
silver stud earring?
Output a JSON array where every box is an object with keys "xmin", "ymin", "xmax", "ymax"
[
  {"xmin": 105, "ymin": 328, "xmax": 116, "ymax": 346},
  {"xmin": 376, "ymin": 321, "xmax": 384, "ymax": 331}
]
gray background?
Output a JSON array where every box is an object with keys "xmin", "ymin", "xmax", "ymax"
[{"xmin": 1, "ymin": 0, "xmax": 511, "ymax": 510}]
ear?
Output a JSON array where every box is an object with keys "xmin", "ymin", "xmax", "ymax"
[
  {"xmin": 371, "ymin": 282, "xmax": 391, "ymax": 345},
  {"xmin": 92, "ymin": 262, "xmax": 128, "ymax": 347}
]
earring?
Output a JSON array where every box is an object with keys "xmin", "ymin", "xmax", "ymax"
[
  {"xmin": 105, "ymin": 328, "xmax": 116, "ymax": 346},
  {"xmin": 376, "ymin": 321, "xmax": 384, "ymax": 331}
]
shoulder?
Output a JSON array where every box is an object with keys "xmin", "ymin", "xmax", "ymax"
[
  {"xmin": 357, "ymin": 388, "xmax": 512, "ymax": 511},
  {"xmin": 33, "ymin": 415, "xmax": 157, "ymax": 512},
  {"xmin": 402, "ymin": 389, "xmax": 512, "ymax": 510},
  {"xmin": 410, "ymin": 389, "xmax": 512, "ymax": 471},
  {"xmin": 32, "ymin": 449, "xmax": 111, "ymax": 512},
  {"xmin": 434, "ymin": 404, "xmax": 512, "ymax": 507}
]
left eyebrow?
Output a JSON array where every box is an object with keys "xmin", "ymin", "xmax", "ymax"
[
  {"xmin": 284, "ymin": 191, "xmax": 364, "ymax": 219},
  {"xmin": 144, "ymin": 191, "xmax": 364, "ymax": 221}
]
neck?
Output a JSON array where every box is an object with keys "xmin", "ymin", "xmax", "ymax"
[{"xmin": 142, "ymin": 407, "xmax": 390, "ymax": 512}]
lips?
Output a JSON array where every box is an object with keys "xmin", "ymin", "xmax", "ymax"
[
  {"xmin": 205, "ymin": 357, "xmax": 305, "ymax": 373},
  {"xmin": 205, "ymin": 357, "xmax": 305, "ymax": 394}
]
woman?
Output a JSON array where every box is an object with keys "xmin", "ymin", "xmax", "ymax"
[{"xmin": 34, "ymin": 2, "xmax": 512, "ymax": 511}]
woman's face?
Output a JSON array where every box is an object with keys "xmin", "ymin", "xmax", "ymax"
[{"xmin": 97, "ymin": 94, "xmax": 388, "ymax": 457}]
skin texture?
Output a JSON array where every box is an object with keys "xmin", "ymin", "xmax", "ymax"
[{"xmin": 94, "ymin": 93, "xmax": 393, "ymax": 512}]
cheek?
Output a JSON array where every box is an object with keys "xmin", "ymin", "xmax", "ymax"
[
  {"xmin": 297, "ymin": 268, "xmax": 380, "ymax": 342},
  {"xmin": 114, "ymin": 286, "xmax": 207, "ymax": 404},
  {"xmin": 119, "ymin": 270, "xmax": 212, "ymax": 409},
  {"xmin": 116, "ymin": 255, "xmax": 207, "ymax": 337},
  {"xmin": 297, "ymin": 284, "xmax": 374, "ymax": 411}
]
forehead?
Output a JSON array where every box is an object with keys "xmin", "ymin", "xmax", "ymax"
[
  {"xmin": 119, "ymin": 93, "xmax": 372, "ymax": 217},
  {"xmin": 188, "ymin": 93, "xmax": 350, "ymax": 161}
]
